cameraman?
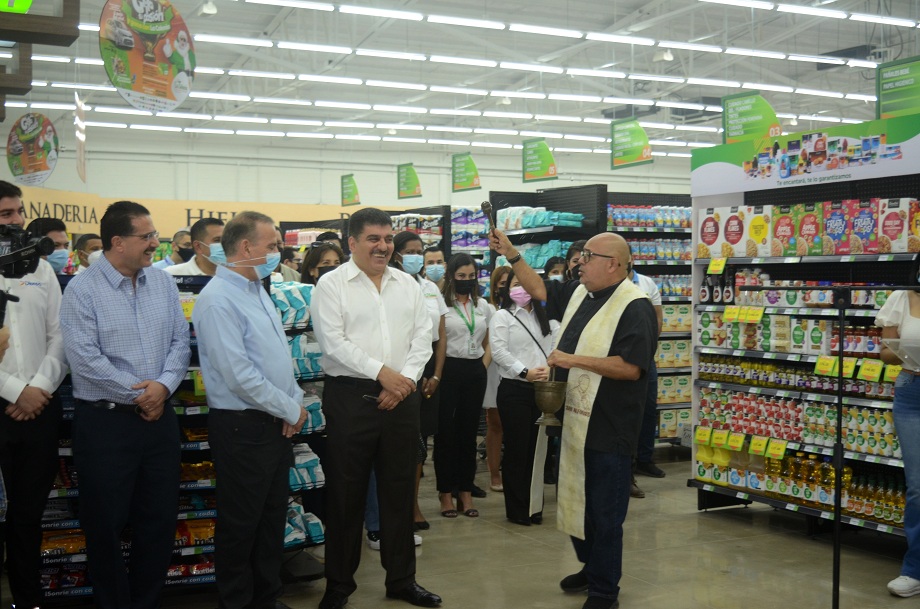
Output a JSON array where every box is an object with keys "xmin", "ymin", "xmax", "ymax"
[{"xmin": 0, "ymin": 180, "xmax": 67, "ymax": 609}]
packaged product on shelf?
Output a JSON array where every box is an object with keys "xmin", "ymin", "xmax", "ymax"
[
  {"xmin": 823, "ymin": 200, "xmax": 851, "ymax": 255},
  {"xmin": 908, "ymin": 199, "xmax": 920, "ymax": 252},
  {"xmin": 728, "ymin": 450, "xmax": 749, "ymax": 489},
  {"xmin": 846, "ymin": 198, "xmax": 880, "ymax": 255},
  {"xmin": 675, "ymin": 340, "xmax": 691, "ymax": 366},
  {"xmin": 742, "ymin": 205, "xmax": 772, "ymax": 257},
  {"xmin": 41, "ymin": 531, "xmax": 87, "ymax": 556},
  {"xmin": 270, "ymin": 282, "xmax": 312, "ymax": 330},
  {"xmin": 794, "ymin": 202, "xmax": 825, "ymax": 256},
  {"xmin": 657, "ymin": 340, "xmax": 674, "ymax": 368},
  {"xmin": 771, "ymin": 204, "xmax": 796, "ymax": 256},
  {"xmin": 676, "ymin": 376, "xmax": 690, "ymax": 403},
  {"xmin": 696, "ymin": 208, "xmax": 721, "ymax": 259},
  {"xmin": 696, "ymin": 444, "xmax": 714, "ymax": 482},
  {"xmin": 451, "ymin": 207, "xmax": 471, "ymax": 229},
  {"xmin": 658, "ymin": 410, "xmax": 677, "ymax": 438},
  {"xmin": 190, "ymin": 556, "xmax": 216, "ymax": 575},
  {"xmin": 719, "ymin": 206, "xmax": 746, "ymax": 258},
  {"xmin": 771, "ymin": 315, "xmax": 792, "ymax": 353},
  {"xmin": 878, "ymin": 198, "xmax": 911, "ymax": 253}
]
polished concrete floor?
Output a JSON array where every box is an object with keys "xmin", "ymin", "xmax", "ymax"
[{"xmin": 25, "ymin": 445, "xmax": 912, "ymax": 608}]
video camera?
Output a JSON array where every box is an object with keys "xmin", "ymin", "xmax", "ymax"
[{"xmin": 0, "ymin": 225, "xmax": 55, "ymax": 321}]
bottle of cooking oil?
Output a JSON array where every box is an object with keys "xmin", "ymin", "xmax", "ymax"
[
  {"xmin": 840, "ymin": 465, "xmax": 853, "ymax": 513},
  {"xmin": 851, "ymin": 475, "xmax": 867, "ymax": 517},
  {"xmin": 882, "ymin": 478, "xmax": 896, "ymax": 523},
  {"xmin": 863, "ymin": 476, "xmax": 878, "ymax": 521},
  {"xmin": 790, "ymin": 452, "xmax": 807, "ymax": 503},
  {"xmin": 817, "ymin": 457, "xmax": 835, "ymax": 507},
  {"xmin": 872, "ymin": 477, "xmax": 886, "ymax": 522},
  {"xmin": 893, "ymin": 483, "xmax": 906, "ymax": 527},
  {"xmin": 778, "ymin": 454, "xmax": 795, "ymax": 498},
  {"xmin": 802, "ymin": 454, "xmax": 820, "ymax": 506},
  {"xmin": 764, "ymin": 456, "xmax": 783, "ymax": 498}
]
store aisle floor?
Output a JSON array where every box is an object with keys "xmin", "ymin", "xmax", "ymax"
[{"xmin": 21, "ymin": 447, "xmax": 911, "ymax": 609}]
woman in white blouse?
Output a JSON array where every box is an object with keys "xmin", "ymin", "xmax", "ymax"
[
  {"xmin": 489, "ymin": 269, "xmax": 559, "ymax": 526},
  {"xmin": 435, "ymin": 254, "xmax": 492, "ymax": 518}
]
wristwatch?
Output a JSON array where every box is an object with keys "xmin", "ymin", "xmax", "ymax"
[{"xmin": 519, "ymin": 368, "xmax": 529, "ymax": 379}]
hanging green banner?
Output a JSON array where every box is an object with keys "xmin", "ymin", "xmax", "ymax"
[
  {"xmin": 341, "ymin": 174, "xmax": 360, "ymax": 207},
  {"xmin": 522, "ymin": 138, "xmax": 558, "ymax": 182},
  {"xmin": 0, "ymin": 0, "xmax": 33, "ymax": 13},
  {"xmin": 610, "ymin": 119, "xmax": 652, "ymax": 169},
  {"xmin": 722, "ymin": 91, "xmax": 782, "ymax": 145},
  {"xmin": 452, "ymin": 153, "xmax": 481, "ymax": 192},
  {"xmin": 397, "ymin": 163, "xmax": 422, "ymax": 199},
  {"xmin": 878, "ymin": 55, "xmax": 920, "ymax": 120}
]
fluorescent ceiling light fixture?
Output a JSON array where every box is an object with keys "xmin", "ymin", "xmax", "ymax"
[
  {"xmin": 699, "ymin": 0, "xmax": 774, "ymax": 8},
  {"xmin": 566, "ymin": 67, "xmax": 626, "ymax": 79},
  {"xmin": 339, "ymin": 5, "xmax": 423, "ymax": 20},
  {"xmin": 788, "ymin": 54, "xmax": 846, "ymax": 65},
  {"xmin": 93, "ymin": 106, "xmax": 152, "ymax": 115},
  {"xmin": 552, "ymin": 147, "xmax": 593, "ymax": 153},
  {"xmin": 849, "ymin": 13, "xmax": 916, "ymax": 27},
  {"xmin": 213, "ymin": 115, "xmax": 269, "ymax": 124},
  {"xmin": 795, "ymin": 88, "xmax": 844, "ymax": 98},
  {"xmin": 190, "ymin": 92, "xmax": 252, "ymax": 101},
  {"xmin": 776, "ymin": 4, "xmax": 846, "ymax": 18},
  {"xmin": 629, "ymin": 74, "xmax": 685, "ymax": 83},
  {"xmin": 534, "ymin": 114, "xmax": 582, "ymax": 122},
  {"xmin": 236, "ymin": 130, "xmax": 285, "ymax": 137},
  {"xmin": 603, "ymin": 96, "xmax": 655, "ymax": 105},
  {"xmin": 427, "ymin": 15, "xmax": 505, "ymax": 29},
  {"xmin": 429, "ymin": 55, "xmax": 497, "ymax": 68},
  {"xmin": 513, "ymin": 145, "xmax": 523, "ymax": 150},
  {"xmin": 475, "ymin": 128, "xmax": 519, "ymax": 135},
  {"xmin": 687, "ymin": 77, "xmax": 741, "ymax": 87},
  {"xmin": 564, "ymin": 134, "xmax": 607, "ymax": 142},
  {"xmin": 548, "ymin": 93, "xmax": 604, "ymax": 102},
  {"xmin": 657, "ymin": 101, "xmax": 706, "ymax": 110},
  {"xmin": 429, "ymin": 85, "xmax": 489, "ymax": 96},
  {"xmin": 246, "ymin": 0, "xmax": 334, "ymax": 9},
  {"xmin": 228, "ymin": 69, "xmax": 295, "ymax": 80},
  {"xmin": 585, "ymin": 32, "xmax": 655, "ymax": 46},
  {"xmin": 483, "ymin": 111, "xmax": 533, "ymax": 119},
  {"xmin": 798, "ymin": 114, "xmax": 841, "ymax": 123},
  {"xmin": 84, "ymin": 121, "xmax": 127, "ymax": 128},
  {"xmin": 287, "ymin": 132, "xmax": 335, "ymax": 138},
  {"xmin": 278, "ymin": 41, "xmax": 352, "ymax": 54},
  {"xmin": 509, "ymin": 23, "xmax": 582, "ymax": 38},
  {"xmin": 365, "ymin": 80, "xmax": 427, "ymax": 91},
  {"xmin": 724, "ymin": 47, "xmax": 786, "ymax": 59},
  {"xmin": 32, "ymin": 55, "xmax": 70, "ymax": 63},
  {"xmin": 4, "ymin": 102, "xmax": 28, "ymax": 108},
  {"xmin": 299, "ymin": 74, "xmax": 362, "ymax": 85},
  {"xmin": 848, "ymin": 59, "xmax": 878, "ymax": 69},
  {"xmin": 639, "ymin": 121, "xmax": 676, "ymax": 130},
  {"xmin": 846, "ymin": 93, "xmax": 877, "ymax": 101},
  {"xmin": 742, "ymin": 82, "xmax": 794, "ymax": 93},
  {"xmin": 0, "ymin": 52, "xmax": 11, "ymax": 59},
  {"xmin": 668, "ymin": 152, "xmax": 692, "ymax": 158},
  {"xmin": 253, "ymin": 97, "xmax": 312, "ymax": 106},
  {"xmin": 130, "ymin": 124, "xmax": 182, "ymax": 132},
  {"xmin": 383, "ymin": 136, "xmax": 427, "ymax": 143},
  {"xmin": 315, "ymin": 100, "xmax": 371, "ymax": 110},
  {"xmin": 520, "ymin": 130, "xmax": 563, "ymax": 138},
  {"xmin": 376, "ymin": 123, "xmax": 425, "ymax": 130},
  {"xmin": 499, "ymin": 62, "xmax": 564, "ymax": 74},
  {"xmin": 428, "ymin": 139, "xmax": 470, "ymax": 146},
  {"xmin": 584, "ymin": 117, "xmax": 613, "ymax": 124},
  {"xmin": 491, "ymin": 90, "xmax": 546, "ymax": 100},
  {"xmin": 157, "ymin": 111, "xmax": 213, "ymax": 120},
  {"xmin": 775, "ymin": 112, "xmax": 797, "ymax": 119},
  {"xmin": 194, "ymin": 66, "xmax": 226, "ymax": 75},
  {"xmin": 649, "ymin": 140, "xmax": 688, "ymax": 146},
  {"xmin": 593, "ymin": 149, "xmax": 612, "ymax": 154},
  {"xmin": 659, "ymin": 41, "xmax": 722, "ymax": 53},
  {"xmin": 325, "ymin": 120, "xmax": 374, "ymax": 128},
  {"xmin": 51, "ymin": 82, "xmax": 117, "ymax": 92},
  {"xmin": 430, "ymin": 109, "xmax": 482, "ymax": 117},
  {"xmin": 373, "ymin": 104, "xmax": 427, "ymax": 113},
  {"xmin": 335, "ymin": 134, "xmax": 382, "ymax": 141},
  {"xmin": 674, "ymin": 125, "xmax": 720, "ymax": 132},
  {"xmin": 356, "ymin": 49, "xmax": 426, "ymax": 61},
  {"xmin": 841, "ymin": 118, "xmax": 863, "ymax": 124},
  {"xmin": 688, "ymin": 142, "xmax": 717, "ymax": 147},
  {"xmin": 472, "ymin": 142, "xmax": 514, "ymax": 149},
  {"xmin": 651, "ymin": 151, "xmax": 669, "ymax": 157},
  {"xmin": 75, "ymin": 57, "xmax": 105, "ymax": 66},
  {"xmin": 78, "ymin": 23, "xmax": 101, "ymax": 31},
  {"xmin": 271, "ymin": 118, "xmax": 323, "ymax": 126},
  {"xmin": 194, "ymin": 34, "xmax": 273, "ymax": 47},
  {"xmin": 705, "ymin": 106, "xmax": 723, "ymax": 112},
  {"xmin": 31, "ymin": 81, "xmax": 48, "ymax": 87},
  {"xmin": 426, "ymin": 126, "xmax": 473, "ymax": 133}
]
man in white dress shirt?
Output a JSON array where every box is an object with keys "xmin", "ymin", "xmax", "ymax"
[
  {"xmin": 311, "ymin": 208, "xmax": 440, "ymax": 609},
  {"xmin": 166, "ymin": 218, "xmax": 223, "ymax": 277}
]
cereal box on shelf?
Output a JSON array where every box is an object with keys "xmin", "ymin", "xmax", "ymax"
[
  {"xmin": 771, "ymin": 204, "xmax": 796, "ymax": 256},
  {"xmin": 823, "ymin": 200, "xmax": 851, "ymax": 255},
  {"xmin": 909, "ymin": 199, "xmax": 920, "ymax": 252},
  {"xmin": 697, "ymin": 208, "xmax": 721, "ymax": 259},
  {"xmin": 742, "ymin": 205, "xmax": 771, "ymax": 257},
  {"xmin": 719, "ymin": 206, "xmax": 746, "ymax": 258},
  {"xmin": 794, "ymin": 202, "xmax": 824, "ymax": 256},
  {"xmin": 847, "ymin": 198, "xmax": 880, "ymax": 255},
  {"xmin": 878, "ymin": 198, "xmax": 911, "ymax": 253}
]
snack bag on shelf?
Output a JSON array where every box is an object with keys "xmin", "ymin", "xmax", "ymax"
[
  {"xmin": 696, "ymin": 208, "xmax": 721, "ymax": 259},
  {"xmin": 719, "ymin": 206, "xmax": 746, "ymax": 258},
  {"xmin": 846, "ymin": 198, "xmax": 880, "ymax": 255},
  {"xmin": 659, "ymin": 411, "xmax": 677, "ymax": 438},
  {"xmin": 771, "ymin": 204, "xmax": 796, "ymax": 256},
  {"xmin": 794, "ymin": 202, "xmax": 825, "ymax": 256},
  {"xmin": 742, "ymin": 205, "xmax": 772, "ymax": 257},
  {"xmin": 824, "ymin": 200, "xmax": 851, "ymax": 255}
]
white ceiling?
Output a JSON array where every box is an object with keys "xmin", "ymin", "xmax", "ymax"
[{"xmin": 5, "ymin": 0, "xmax": 919, "ymax": 157}]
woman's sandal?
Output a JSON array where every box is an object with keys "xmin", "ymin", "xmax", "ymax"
[{"xmin": 439, "ymin": 493, "xmax": 458, "ymax": 518}]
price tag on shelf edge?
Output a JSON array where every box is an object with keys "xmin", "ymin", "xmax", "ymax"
[
  {"xmin": 711, "ymin": 429, "xmax": 730, "ymax": 449},
  {"xmin": 707, "ymin": 258, "xmax": 727, "ymax": 274},
  {"xmin": 723, "ymin": 305, "xmax": 741, "ymax": 323},
  {"xmin": 857, "ymin": 359, "xmax": 884, "ymax": 383},
  {"xmin": 814, "ymin": 355, "xmax": 839, "ymax": 377},
  {"xmin": 766, "ymin": 438, "xmax": 789, "ymax": 460},
  {"xmin": 748, "ymin": 435, "xmax": 769, "ymax": 456},
  {"xmin": 695, "ymin": 425, "xmax": 714, "ymax": 445},
  {"xmin": 842, "ymin": 357, "xmax": 857, "ymax": 379},
  {"xmin": 884, "ymin": 364, "xmax": 903, "ymax": 383},
  {"xmin": 727, "ymin": 431, "xmax": 746, "ymax": 451}
]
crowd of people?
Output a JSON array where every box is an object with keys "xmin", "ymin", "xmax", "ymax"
[{"xmin": 0, "ymin": 177, "xmax": 673, "ymax": 609}]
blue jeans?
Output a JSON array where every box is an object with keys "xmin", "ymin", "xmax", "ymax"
[
  {"xmin": 637, "ymin": 363, "xmax": 659, "ymax": 464},
  {"xmin": 894, "ymin": 372, "xmax": 920, "ymax": 579},
  {"xmin": 365, "ymin": 469, "xmax": 380, "ymax": 533},
  {"xmin": 570, "ymin": 449, "xmax": 633, "ymax": 601}
]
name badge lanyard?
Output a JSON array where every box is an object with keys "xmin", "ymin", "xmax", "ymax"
[{"xmin": 454, "ymin": 301, "xmax": 477, "ymax": 355}]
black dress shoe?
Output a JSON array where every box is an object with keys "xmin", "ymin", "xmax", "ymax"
[
  {"xmin": 508, "ymin": 516, "xmax": 531, "ymax": 526},
  {"xmin": 530, "ymin": 514, "xmax": 543, "ymax": 525},
  {"xmin": 636, "ymin": 461, "xmax": 666, "ymax": 478},
  {"xmin": 414, "ymin": 520, "xmax": 430, "ymax": 531},
  {"xmin": 386, "ymin": 582, "xmax": 442, "ymax": 607},
  {"xmin": 583, "ymin": 596, "xmax": 618, "ymax": 609},
  {"xmin": 560, "ymin": 571, "xmax": 590, "ymax": 593},
  {"xmin": 318, "ymin": 589, "xmax": 349, "ymax": 609},
  {"xmin": 471, "ymin": 484, "xmax": 487, "ymax": 498}
]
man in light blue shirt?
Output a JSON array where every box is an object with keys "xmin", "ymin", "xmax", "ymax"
[
  {"xmin": 193, "ymin": 211, "xmax": 306, "ymax": 609},
  {"xmin": 60, "ymin": 200, "xmax": 190, "ymax": 609}
]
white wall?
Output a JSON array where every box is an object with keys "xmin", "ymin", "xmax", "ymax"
[{"xmin": 11, "ymin": 126, "xmax": 691, "ymax": 207}]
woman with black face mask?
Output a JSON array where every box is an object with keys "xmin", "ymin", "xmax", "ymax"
[
  {"xmin": 300, "ymin": 242, "xmax": 345, "ymax": 284},
  {"xmin": 435, "ymin": 253, "xmax": 492, "ymax": 519}
]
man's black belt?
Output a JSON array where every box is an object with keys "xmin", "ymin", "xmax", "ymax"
[
  {"xmin": 325, "ymin": 376, "xmax": 381, "ymax": 392},
  {"xmin": 76, "ymin": 398, "xmax": 140, "ymax": 415},
  {"xmin": 210, "ymin": 408, "xmax": 282, "ymax": 423}
]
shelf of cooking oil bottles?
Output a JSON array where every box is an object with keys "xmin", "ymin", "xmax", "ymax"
[{"xmin": 691, "ymin": 430, "xmax": 905, "ymax": 536}]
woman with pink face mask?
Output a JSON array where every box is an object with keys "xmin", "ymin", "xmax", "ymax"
[{"xmin": 488, "ymin": 268, "xmax": 559, "ymax": 526}]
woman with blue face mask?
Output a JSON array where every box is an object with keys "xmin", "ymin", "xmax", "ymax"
[{"xmin": 544, "ymin": 256, "xmax": 566, "ymax": 281}]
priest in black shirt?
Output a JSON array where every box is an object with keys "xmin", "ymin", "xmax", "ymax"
[{"xmin": 490, "ymin": 229, "xmax": 656, "ymax": 609}]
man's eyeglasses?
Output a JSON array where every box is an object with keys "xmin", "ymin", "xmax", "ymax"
[
  {"xmin": 122, "ymin": 231, "xmax": 159, "ymax": 241},
  {"xmin": 580, "ymin": 249, "xmax": 615, "ymax": 263}
]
